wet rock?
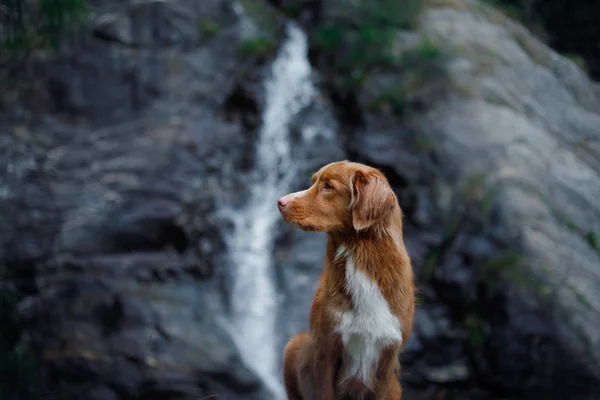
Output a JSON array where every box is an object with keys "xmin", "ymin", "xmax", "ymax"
[
  {"xmin": 0, "ymin": 0, "xmax": 288, "ymax": 398},
  {"xmin": 2, "ymin": 0, "xmax": 600, "ymax": 399},
  {"xmin": 295, "ymin": 0, "xmax": 600, "ymax": 397},
  {"xmin": 414, "ymin": 0, "xmax": 600, "ymax": 390}
]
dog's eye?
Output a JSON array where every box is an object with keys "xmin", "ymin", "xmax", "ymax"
[{"xmin": 323, "ymin": 182, "xmax": 334, "ymax": 190}]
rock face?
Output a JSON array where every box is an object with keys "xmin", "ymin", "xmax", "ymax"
[
  {"xmin": 343, "ymin": 0, "xmax": 600, "ymax": 397},
  {"xmin": 1, "ymin": 0, "xmax": 338, "ymax": 398},
  {"xmin": 1, "ymin": 0, "xmax": 599, "ymax": 399},
  {"xmin": 417, "ymin": 0, "xmax": 600, "ymax": 384}
]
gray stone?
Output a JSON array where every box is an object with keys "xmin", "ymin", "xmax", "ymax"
[
  {"xmin": 417, "ymin": 0, "xmax": 600, "ymax": 380},
  {"xmin": 2, "ymin": 0, "xmax": 600, "ymax": 399}
]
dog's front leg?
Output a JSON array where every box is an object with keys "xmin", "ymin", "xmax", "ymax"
[
  {"xmin": 373, "ymin": 344, "xmax": 401, "ymax": 399},
  {"xmin": 312, "ymin": 345, "xmax": 336, "ymax": 400}
]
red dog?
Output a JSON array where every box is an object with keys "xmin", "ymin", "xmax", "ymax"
[{"xmin": 277, "ymin": 161, "xmax": 415, "ymax": 400}]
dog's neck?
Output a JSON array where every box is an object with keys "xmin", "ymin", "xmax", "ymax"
[
  {"xmin": 325, "ymin": 208, "xmax": 407, "ymax": 277},
  {"xmin": 330, "ymin": 207, "xmax": 403, "ymax": 245},
  {"xmin": 327, "ymin": 227, "xmax": 399, "ymax": 252}
]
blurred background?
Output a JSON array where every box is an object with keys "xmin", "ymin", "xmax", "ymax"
[{"xmin": 1, "ymin": 0, "xmax": 599, "ymax": 399}]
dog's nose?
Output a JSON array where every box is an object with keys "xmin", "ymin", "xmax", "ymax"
[{"xmin": 278, "ymin": 196, "xmax": 289, "ymax": 208}]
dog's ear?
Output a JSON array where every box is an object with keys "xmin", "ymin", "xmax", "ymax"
[{"xmin": 350, "ymin": 170, "xmax": 397, "ymax": 231}]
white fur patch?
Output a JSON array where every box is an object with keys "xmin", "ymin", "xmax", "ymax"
[
  {"xmin": 333, "ymin": 246, "xmax": 402, "ymax": 386},
  {"xmin": 335, "ymin": 245, "xmax": 347, "ymax": 261}
]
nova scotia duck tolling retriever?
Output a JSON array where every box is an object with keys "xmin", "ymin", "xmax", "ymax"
[{"xmin": 277, "ymin": 160, "xmax": 416, "ymax": 400}]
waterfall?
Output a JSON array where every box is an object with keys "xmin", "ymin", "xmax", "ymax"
[{"xmin": 227, "ymin": 23, "xmax": 316, "ymax": 399}]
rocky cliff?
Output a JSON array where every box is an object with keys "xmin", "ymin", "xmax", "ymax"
[{"xmin": 0, "ymin": 0, "xmax": 599, "ymax": 399}]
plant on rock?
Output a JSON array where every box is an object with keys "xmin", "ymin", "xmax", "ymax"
[
  {"xmin": 1, "ymin": 0, "xmax": 88, "ymax": 63},
  {"xmin": 311, "ymin": 0, "xmax": 423, "ymax": 91},
  {"xmin": 0, "ymin": 267, "xmax": 38, "ymax": 400}
]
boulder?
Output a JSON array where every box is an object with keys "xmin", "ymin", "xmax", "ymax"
[
  {"xmin": 0, "ymin": 0, "xmax": 296, "ymax": 398},
  {"xmin": 1, "ymin": 0, "xmax": 600, "ymax": 399},
  {"xmin": 346, "ymin": 0, "xmax": 600, "ymax": 397}
]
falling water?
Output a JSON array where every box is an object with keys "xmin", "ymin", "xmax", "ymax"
[{"xmin": 227, "ymin": 23, "xmax": 316, "ymax": 399}]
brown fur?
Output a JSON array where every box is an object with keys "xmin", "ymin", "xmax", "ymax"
[{"xmin": 278, "ymin": 161, "xmax": 416, "ymax": 400}]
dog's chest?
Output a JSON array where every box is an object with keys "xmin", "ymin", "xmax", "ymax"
[{"xmin": 332, "ymin": 249, "xmax": 402, "ymax": 385}]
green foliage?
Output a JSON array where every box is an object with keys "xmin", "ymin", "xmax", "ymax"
[
  {"xmin": 198, "ymin": 19, "xmax": 220, "ymax": 40},
  {"xmin": 0, "ymin": 288, "xmax": 21, "ymax": 347},
  {"xmin": 574, "ymin": 290, "xmax": 592, "ymax": 309},
  {"xmin": 585, "ymin": 231, "xmax": 599, "ymax": 252},
  {"xmin": 464, "ymin": 312, "xmax": 486, "ymax": 350},
  {"xmin": 37, "ymin": 0, "xmax": 88, "ymax": 49},
  {"xmin": 479, "ymin": 251, "xmax": 524, "ymax": 282},
  {"xmin": 459, "ymin": 172, "xmax": 488, "ymax": 201},
  {"xmin": 281, "ymin": 0, "xmax": 305, "ymax": 19},
  {"xmin": 544, "ymin": 198, "xmax": 600, "ymax": 255},
  {"xmin": 237, "ymin": 37, "xmax": 276, "ymax": 58},
  {"xmin": 367, "ymin": 37, "xmax": 448, "ymax": 117},
  {"xmin": 310, "ymin": 0, "xmax": 423, "ymax": 91},
  {"xmin": 421, "ymin": 174, "xmax": 497, "ymax": 280},
  {"xmin": 0, "ymin": 268, "xmax": 38, "ymax": 400},
  {"xmin": 0, "ymin": 345, "xmax": 38, "ymax": 400},
  {"xmin": 1, "ymin": 0, "xmax": 88, "ymax": 61},
  {"xmin": 422, "ymin": 247, "xmax": 442, "ymax": 279},
  {"xmin": 235, "ymin": 0, "xmax": 280, "ymax": 58},
  {"xmin": 367, "ymin": 86, "xmax": 408, "ymax": 116},
  {"xmin": 400, "ymin": 37, "xmax": 447, "ymax": 76},
  {"xmin": 239, "ymin": 0, "xmax": 280, "ymax": 37}
]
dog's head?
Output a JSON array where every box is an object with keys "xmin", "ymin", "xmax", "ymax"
[{"xmin": 277, "ymin": 161, "xmax": 398, "ymax": 233}]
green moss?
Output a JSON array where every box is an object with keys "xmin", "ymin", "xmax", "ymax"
[
  {"xmin": 553, "ymin": 209, "xmax": 579, "ymax": 232},
  {"xmin": 0, "ymin": 267, "xmax": 38, "ymax": 399},
  {"xmin": 198, "ymin": 19, "xmax": 220, "ymax": 40},
  {"xmin": 422, "ymin": 248, "xmax": 442, "ymax": 279},
  {"xmin": 480, "ymin": 251, "xmax": 551, "ymax": 298},
  {"xmin": 234, "ymin": 1, "xmax": 281, "ymax": 60},
  {"xmin": 585, "ymin": 231, "xmax": 599, "ymax": 252},
  {"xmin": 400, "ymin": 37, "xmax": 448, "ymax": 76},
  {"xmin": 456, "ymin": 173, "xmax": 500, "ymax": 222},
  {"xmin": 478, "ymin": 251, "xmax": 539, "ymax": 296},
  {"xmin": 310, "ymin": 0, "xmax": 424, "ymax": 93},
  {"xmin": 367, "ymin": 86, "xmax": 408, "ymax": 116},
  {"xmin": 464, "ymin": 312, "xmax": 486, "ymax": 350},
  {"xmin": 478, "ymin": 187, "xmax": 498, "ymax": 215},
  {"xmin": 480, "ymin": 251, "xmax": 523, "ymax": 276},
  {"xmin": 310, "ymin": 1, "xmax": 450, "ymax": 117},
  {"xmin": 237, "ymin": 37, "xmax": 276, "ymax": 58},
  {"xmin": 410, "ymin": 134, "xmax": 437, "ymax": 153},
  {"xmin": 313, "ymin": 24, "xmax": 345, "ymax": 53},
  {"xmin": 1, "ymin": 0, "xmax": 89, "ymax": 62},
  {"xmin": 459, "ymin": 172, "xmax": 488, "ymax": 201},
  {"xmin": 239, "ymin": 0, "xmax": 280, "ymax": 37},
  {"xmin": 574, "ymin": 290, "xmax": 593, "ymax": 309},
  {"xmin": 368, "ymin": 37, "xmax": 448, "ymax": 117},
  {"xmin": 0, "ymin": 345, "xmax": 38, "ymax": 399},
  {"xmin": 280, "ymin": 0, "xmax": 306, "ymax": 19},
  {"xmin": 0, "ymin": 289, "xmax": 20, "ymax": 345},
  {"xmin": 543, "ymin": 198, "xmax": 600, "ymax": 255}
]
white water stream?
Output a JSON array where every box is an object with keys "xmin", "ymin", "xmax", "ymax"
[{"xmin": 227, "ymin": 23, "xmax": 316, "ymax": 399}]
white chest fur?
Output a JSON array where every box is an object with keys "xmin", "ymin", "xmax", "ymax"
[{"xmin": 332, "ymin": 246, "xmax": 403, "ymax": 386}]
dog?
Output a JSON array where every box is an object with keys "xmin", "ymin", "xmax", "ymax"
[{"xmin": 277, "ymin": 160, "xmax": 415, "ymax": 400}]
